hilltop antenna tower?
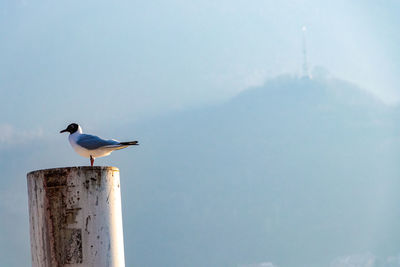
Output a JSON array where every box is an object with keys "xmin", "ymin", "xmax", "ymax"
[{"xmin": 301, "ymin": 26, "xmax": 311, "ymax": 79}]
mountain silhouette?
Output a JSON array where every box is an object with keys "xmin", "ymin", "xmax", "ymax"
[{"xmin": 123, "ymin": 74, "xmax": 400, "ymax": 267}]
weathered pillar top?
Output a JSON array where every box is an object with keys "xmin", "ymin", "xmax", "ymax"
[{"xmin": 27, "ymin": 166, "xmax": 119, "ymax": 177}]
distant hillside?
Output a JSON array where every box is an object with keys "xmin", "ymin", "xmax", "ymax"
[{"xmin": 121, "ymin": 75, "xmax": 400, "ymax": 267}]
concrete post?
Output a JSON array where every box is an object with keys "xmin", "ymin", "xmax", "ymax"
[{"xmin": 27, "ymin": 167, "xmax": 125, "ymax": 267}]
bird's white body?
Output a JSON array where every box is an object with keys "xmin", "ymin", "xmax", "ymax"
[{"xmin": 69, "ymin": 133, "xmax": 114, "ymax": 158}]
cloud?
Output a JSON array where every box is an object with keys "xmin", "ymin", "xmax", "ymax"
[
  {"xmin": 0, "ymin": 124, "xmax": 43, "ymax": 145},
  {"xmin": 239, "ymin": 262, "xmax": 278, "ymax": 267},
  {"xmin": 330, "ymin": 253, "xmax": 376, "ymax": 267},
  {"xmin": 330, "ymin": 253, "xmax": 400, "ymax": 267}
]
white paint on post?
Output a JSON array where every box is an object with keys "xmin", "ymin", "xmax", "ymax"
[{"xmin": 27, "ymin": 166, "xmax": 125, "ymax": 267}]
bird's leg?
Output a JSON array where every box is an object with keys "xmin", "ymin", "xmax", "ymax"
[{"xmin": 90, "ymin": 155, "xmax": 94, "ymax": 166}]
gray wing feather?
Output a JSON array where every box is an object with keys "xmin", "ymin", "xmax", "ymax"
[{"xmin": 77, "ymin": 134, "xmax": 120, "ymax": 150}]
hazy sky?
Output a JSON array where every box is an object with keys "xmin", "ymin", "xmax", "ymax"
[
  {"xmin": 1, "ymin": 1, "xmax": 400, "ymax": 266},
  {"xmin": 1, "ymin": 0, "xmax": 400, "ymax": 132}
]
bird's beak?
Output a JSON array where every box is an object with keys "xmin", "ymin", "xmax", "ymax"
[{"xmin": 60, "ymin": 129, "xmax": 68, "ymax": 133}]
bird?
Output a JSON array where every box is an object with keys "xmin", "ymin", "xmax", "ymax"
[{"xmin": 60, "ymin": 123, "xmax": 138, "ymax": 166}]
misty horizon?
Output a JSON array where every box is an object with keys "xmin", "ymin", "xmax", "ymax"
[{"xmin": 1, "ymin": 1, "xmax": 400, "ymax": 266}]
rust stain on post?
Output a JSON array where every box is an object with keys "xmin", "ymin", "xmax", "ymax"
[{"xmin": 27, "ymin": 166, "xmax": 125, "ymax": 267}]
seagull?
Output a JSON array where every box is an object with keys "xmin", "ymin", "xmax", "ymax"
[{"xmin": 60, "ymin": 123, "xmax": 139, "ymax": 166}]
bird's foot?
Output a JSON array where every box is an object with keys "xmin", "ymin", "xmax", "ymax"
[{"xmin": 90, "ymin": 156, "xmax": 94, "ymax": 166}]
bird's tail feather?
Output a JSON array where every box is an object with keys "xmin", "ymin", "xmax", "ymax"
[{"xmin": 119, "ymin": 141, "xmax": 139, "ymax": 146}]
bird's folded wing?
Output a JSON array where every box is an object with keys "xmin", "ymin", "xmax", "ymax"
[{"xmin": 76, "ymin": 134, "xmax": 120, "ymax": 150}]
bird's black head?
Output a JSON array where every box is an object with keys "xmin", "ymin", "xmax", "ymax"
[{"xmin": 60, "ymin": 123, "xmax": 79, "ymax": 134}]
